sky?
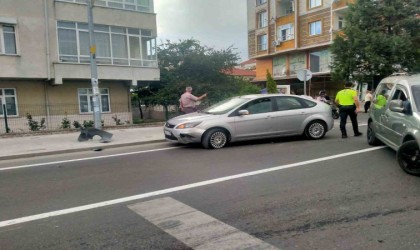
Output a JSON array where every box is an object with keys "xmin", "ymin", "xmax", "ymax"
[{"xmin": 154, "ymin": 0, "xmax": 249, "ymax": 62}]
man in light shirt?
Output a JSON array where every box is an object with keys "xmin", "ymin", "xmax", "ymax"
[{"xmin": 179, "ymin": 86, "xmax": 207, "ymax": 114}]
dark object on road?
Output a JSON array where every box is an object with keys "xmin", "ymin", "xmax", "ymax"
[
  {"xmin": 331, "ymin": 104, "xmax": 339, "ymax": 119},
  {"xmin": 78, "ymin": 128, "xmax": 113, "ymax": 143},
  {"xmin": 368, "ymin": 73, "xmax": 420, "ymax": 176}
]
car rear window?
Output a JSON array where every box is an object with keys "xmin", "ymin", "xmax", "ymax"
[{"xmin": 301, "ymin": 98, "xmax": 317, "ymax": 107}]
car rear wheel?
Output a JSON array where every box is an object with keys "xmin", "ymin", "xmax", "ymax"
[
  {"xmin": 367, "ymin": 122, "xmax": 382, "ymax": 146},
  {"xmin": 202, "ymin": 128, "xmax": 228, "ymax": 149},
  {"xmin": 397, "ymin": 140, "xmax": 420, "ymax": 176},
  {"xmin": 305, "ymin": 120, "xmax": 326, "ymax": 140}
]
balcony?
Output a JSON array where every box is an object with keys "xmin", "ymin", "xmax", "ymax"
[
  {"xmin": 276, "ymin": 0, "xmax": 295, "ymax": 18},
  {"xmin": 332, "ymin": 0, "xmax": 354, "ymax": 10}
]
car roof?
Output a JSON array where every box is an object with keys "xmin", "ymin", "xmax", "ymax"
[
  {"xmin": 380, "ymin": 73, "xmax": 420, "ymax": 87},
  {"xmin": 238, "ymin": 94, "xmax": 304, "ymax": 99}
]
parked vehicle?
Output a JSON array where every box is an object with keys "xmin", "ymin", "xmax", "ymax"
[
  {"xmin": 367, "ymin": 73, "xmax": 420, "ymax": 176},
  {"xmin": 164, "ymin": 94, "xmax": 334, "ymax": 149}
]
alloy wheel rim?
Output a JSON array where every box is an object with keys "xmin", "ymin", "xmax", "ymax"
[
  {"xmin": 400, "ymin": 144, "xmax": 420, "ymax": 171},
  {"xmin": 309, "ymin": 123, "xmax": 324, "ymax": 138},
  {"xmin": 210, "ymin": 132, "xmax": 227, "ymax": 148}
]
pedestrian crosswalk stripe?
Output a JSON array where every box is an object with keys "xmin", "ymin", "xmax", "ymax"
[{"xmin": 128, "ymin": 197, "xmax": 279, "ymax": 250}]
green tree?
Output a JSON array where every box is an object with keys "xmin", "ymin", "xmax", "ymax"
[
  {"xmin": 133, "ymin": 39, "xmax": 260, "ymax": 109},
  {"xmin": 331, "ymin": 0, "xmax": 420, "ymax": 82},
  {"xmin": 266, "ymin": 70, "xmax": 277, "ymax": 93}
]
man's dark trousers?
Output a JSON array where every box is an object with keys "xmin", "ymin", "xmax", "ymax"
[{"xmin": 339, "ymin": 105, "xmax": 360, "ymax": 136}]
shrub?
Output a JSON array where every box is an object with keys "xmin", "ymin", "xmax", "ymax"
[
  {"xmin": 61, "ymin": 115, "xmax": 71, "ymax": 129},
  {"xmin": 26, "ymin": 113, "xmax": 46, "ymax": 131},
  {"xmin": 112, "ymin": 115, "xmax": 123, "ymax": 125},
  {"xmin": 83, "ymin": 120, "xmax": 94, "ymax": 128},
  {"xmin": 132, "ymin": 118, "xmax": 142, "ymax": 124},
  {"xmin": 73, "ymin": 120, "xmax": 81, "ymax": 129}
]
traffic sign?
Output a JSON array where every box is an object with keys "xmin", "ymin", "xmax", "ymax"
[{"xmin": 297, "ymin": 69, "xmax": 312, "ymax": 81}]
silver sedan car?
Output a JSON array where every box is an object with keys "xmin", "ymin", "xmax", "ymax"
[{"xmin": 164, "ymin": 94, "xmax": 334, "ymax": 149}]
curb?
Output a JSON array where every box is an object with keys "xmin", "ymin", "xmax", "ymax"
[{"xmin": 0, "ymin": 139, "xmax": 166, "ymax": 161}]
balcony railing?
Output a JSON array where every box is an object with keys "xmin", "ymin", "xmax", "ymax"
[{"xmin": 56, "ymin": 0, "xmax": 153, "ymax": 13}]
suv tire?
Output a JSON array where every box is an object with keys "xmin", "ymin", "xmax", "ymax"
[
  {"xmin": 397, "ymin": 140, "xmax": 420, "ymax": 176},
  {"xmin": 367, "ymin": 122, "xmax": 382, "ymax": 146}
]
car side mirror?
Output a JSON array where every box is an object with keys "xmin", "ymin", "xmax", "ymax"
[
  {"xmin": 238, "ymin": 110, "xmax": 250, "ymax": 116},
  {"xmin": 389, "ymin": 100, "xmax": 410, "ymax": 114}
]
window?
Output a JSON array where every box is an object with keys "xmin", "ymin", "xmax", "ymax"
[
  {"xmin": 338, "ymin": 16, "xmax": 345, "ymax": 29},
  {"xmin": 0, "ymin": 88, "xmax": 18, "ymax": 116},
  {"xmin": 257, "ymin": 11, "xmax": 268, "ymax": 28},
  {"xmin": 309, "ymin": 0, "xmax": 322, "ymax": 9},
  {"xmin": 241, "ymin": 98, "xmax": 273, "ymax": 115},
  {"xmin": 57, "ymin": 21, "xmax": 157, "ymax": 67},
  {"xmin": 412, "ymin": 86, "xmax": 420, "ymax": 111},
  {"xmin": 256, "ymin": 0, "xmax": 267, "ymax": 6},
  {"xmin": 273, "ymin": 56, "xmax": 287, "ymax": 77},
  {"xmin": 310, "ymin": 49, "xmax": 331, "ymax": 73},
  {"xmin": 0, "ymin": 24, "xmax": 17, "ymax": 55},
  {"xmin": 373, "ymin": 83, "xmax": 394, "ymax": 109},
  {"xmin": 78, "ymin": 88, "xmax": 110, "ymax": 113},
  {"xmin": 56, "ymin": 0, "xmax": 152, "ymax": 13},
  {"xmin": 278, "ymin": 24, "xmax": 294, "ymax": 41},
  {"xmin": 257, "ymin": 34, "xmax": 267, "ymax": 51},
  {"xmin": 309, "ymin": 21, "xmax": 322, "ymax": 36},
  {"xmin": 274, "ymin": 97, "xmax": 304, "ymax": 111},
  {"xmin": 289, "ymin": 53, "xmax": 306, "ymax": 75}
]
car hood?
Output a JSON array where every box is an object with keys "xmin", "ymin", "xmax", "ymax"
[{"xmin": 167, "ymin": 112, "xmax": 218, "ymax": 125}]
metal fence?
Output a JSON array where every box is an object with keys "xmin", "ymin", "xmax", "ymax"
[{"xmin": 0, "ymin": 103, "xmax": 133, "ymax": 134}]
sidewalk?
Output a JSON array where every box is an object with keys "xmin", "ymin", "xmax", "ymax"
[{"xmin": 0, "ymin": 125, "xmax": 165, "ymax": 160}]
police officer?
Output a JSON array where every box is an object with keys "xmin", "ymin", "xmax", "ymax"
[{"xmin": 335, "ymin": 81, "xmax": 363, "ymax": 138}]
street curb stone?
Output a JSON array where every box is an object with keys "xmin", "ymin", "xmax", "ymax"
[{"xmin": 0, "ymin": 139, "xmax": 166, "ymax": 161}]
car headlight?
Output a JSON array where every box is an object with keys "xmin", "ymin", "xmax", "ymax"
[{"xmin": 176, "ymin": 121, "xmax": 202, "ymax": 129}]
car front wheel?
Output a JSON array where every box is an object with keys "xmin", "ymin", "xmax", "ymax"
[
  {"xmin": 305, "ymin": 120, "xmax": 327, "ymax": 140},
  {"xmin": 397, "ymin": 140, "xmax": 420, "ymax": 176},
  {"xmin": 202, "ymin": 128, "xmax": 228, "ymax": 149},
  {"xmin": 367, "ymin": 122, "xmax": 382, "ymax": 146}
]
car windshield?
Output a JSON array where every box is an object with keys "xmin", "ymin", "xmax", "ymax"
[
  {"xmin": 203, "ymin": 96, "xmax": 252, "ymax": 115},
  {"xmin": 412, "ymin": 85, "xmax": 420, "ymax": 111}
]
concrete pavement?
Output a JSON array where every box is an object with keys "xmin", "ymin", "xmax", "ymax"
[{"xmin": 0, "ymin": 125, "xmax": 165, "ymax": 160}]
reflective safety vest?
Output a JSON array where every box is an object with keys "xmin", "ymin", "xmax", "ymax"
[{"xmin": 335, "ymin": 89, "xmax": 357, "ymax": 106}]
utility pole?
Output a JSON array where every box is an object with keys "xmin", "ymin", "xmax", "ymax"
[{"xmin": 87, "ymin": 0, "xmax": 101, "ymax": 129}]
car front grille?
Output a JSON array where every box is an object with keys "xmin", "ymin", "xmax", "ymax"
[{"xmin": 165, "ymin": 133, "xmax": 178, "ymax": 140}]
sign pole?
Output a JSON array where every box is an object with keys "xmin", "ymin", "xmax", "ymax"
[
  {"xmin": 297, "ymin": 69, "xmax": 312, "ymax": 96},
  {"xmin": 87, "ymin": 0, "xmax": 101, "ymax": 129}
]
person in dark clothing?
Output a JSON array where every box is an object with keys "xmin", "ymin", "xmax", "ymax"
[{"xmin": 335, "ymin": 82, "xmax": 363, "ymax": 139}]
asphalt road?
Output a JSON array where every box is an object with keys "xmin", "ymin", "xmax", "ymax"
[{"xmin": 0, "ymin": 115, "xmax": 419, "ymax": 249}]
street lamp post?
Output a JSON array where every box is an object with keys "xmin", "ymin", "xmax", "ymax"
[{"xmin": 87, "ymin": 0, "xmax": 101, "ymax": 129}]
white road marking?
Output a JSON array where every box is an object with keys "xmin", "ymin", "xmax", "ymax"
[
  {"xmin": 0, "ymin": 146, "xmax": 386, "ymax": 228},
  {"xmin": 128, "ymin": 197, "xmax": 279, "ymax": 250},
  {"xmin": 0, "ymin": 147, "xmax": 177, "ymax": 171}
]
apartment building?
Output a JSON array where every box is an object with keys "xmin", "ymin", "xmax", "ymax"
[
  {"xmin": 247, "ymin": 0, "xmax": 353, "ymax": 96},
  {"xmin": 0, "ymin": 0, "xmax": 159, "ymax": 132}
]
